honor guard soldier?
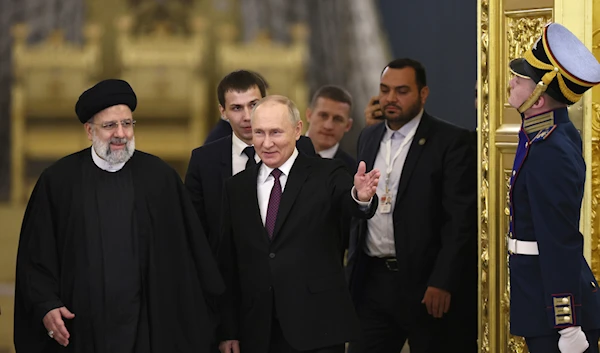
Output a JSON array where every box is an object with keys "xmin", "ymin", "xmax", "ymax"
[{"xmin": 507, "ymin": 22, "xmax": 600, "ymax": 353}]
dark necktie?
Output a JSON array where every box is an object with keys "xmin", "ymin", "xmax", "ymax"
[
  {"xmin": 265, "ymin": 168, "xmax": 282, "ymax": 238},
  {"xmin": 243, "ymin": 146, "xmax": 256, "ymax": 170}
]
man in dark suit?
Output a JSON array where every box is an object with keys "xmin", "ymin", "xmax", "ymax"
[
  {"xmin": 203, "ymin": 71, "xmax": 271, "ymax": 145},
  {"xmin": 346, "ymin": 58, "xmax": 478, "ymax": 353},
  {"xmin": 185, "ymin": 70, "xmax": 316, "ymax": 252},
  {"xmin": 217, "ymin": 95, "xmax": 380, "ymax": 353},
  {"xmin": 305, "ymin": 85, "xmax": 357, "ymax": 257},
  {"xmin": 204, "ymin": 118, "xmax": 232, "ymax": 145},
  {"xmin": 305, "ymin": 85, "xmax": 356, "ymax": 173}
]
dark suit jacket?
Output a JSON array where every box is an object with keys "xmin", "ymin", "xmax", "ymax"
[
  {"xmin": 346, "ymin": 112, "xmax": 478, "ymax": 325},
  {"xmin": 204, "ymin": 119, "xmax": 232, "ymax": 145},
  {"xmin": 218, "ymin": 153, "xmax": 378, "ymax": 353},
  {"xmin": 334, "ymin": 147, "xmax": 357, "ymax": 174},
  {"xmin": 185, "ymin": 135, "xmax": 317, "ymax": 253}
]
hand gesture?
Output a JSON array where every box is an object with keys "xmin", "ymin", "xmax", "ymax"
[
  {"xmin": 43, "ymin": 306, "xmax": 75, "ymax": 346},
  {"xmin": 354, "ymin": 161, "xmax": 380, "ymax": 202}
]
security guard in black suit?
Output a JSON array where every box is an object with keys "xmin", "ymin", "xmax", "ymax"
[{"xmin": 507, "ymin": 22, "xmax": 600, "ymax": 353}]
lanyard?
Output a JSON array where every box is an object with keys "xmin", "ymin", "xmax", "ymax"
[{"xmin": 384, "ymin": 127, "xmax": 417, "ymax": 193}]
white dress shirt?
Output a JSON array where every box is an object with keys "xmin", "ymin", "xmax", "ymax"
[
  {"xmin": 365, "ymin": 110, "xmax": 423, "ymax": 257},
  {"xmin": 257, "ymin": 148, "xmax": 370, "ymax": 225},
  {"xmin": 91, "ymin": 146, "xmax": 127, "ymax": 172},
  {"xmin": 257, "ymin": 148, "xmax": 299, "ymax": 224},
  {"xmin": 232, "ymin": 133, "xmax": 261, "ymax": 175}
]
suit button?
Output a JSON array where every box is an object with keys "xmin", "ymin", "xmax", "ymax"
[{"xmin": 269, "ymin": 253, "xmax": 276, "ymax": 259}]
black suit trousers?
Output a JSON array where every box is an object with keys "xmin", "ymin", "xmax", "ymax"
[{"xmin": 347, "ymin": 256, "xmax": 477, "ymax": 353}]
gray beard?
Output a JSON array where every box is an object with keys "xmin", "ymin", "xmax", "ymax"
[{"xmin": 92, "ymin": 134, "xmax": 135, "ymax": 165}]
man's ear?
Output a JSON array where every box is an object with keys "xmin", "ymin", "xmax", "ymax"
[{"xmin": 85, "ymin": 123, "xmax": 93, "ymax": 141}]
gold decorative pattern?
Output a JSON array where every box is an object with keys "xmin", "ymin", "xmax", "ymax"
[
  {"xmin": 506, "ymin": 12, "xmax": 553, "ymax": 62},
  {"xmin": 503, "ymin": 170, "xmax": 529, "ymax": 353},
  {"xmin": 504, "ymin": 10, "xmax": 553, "ymax": 104},
  {"xmin": 479, "ymin": 0, "xmax": 490, "ymax": 351},
  {"xmin": 591, "ymin": 102, "xmax": 600, "ymax": 279}
]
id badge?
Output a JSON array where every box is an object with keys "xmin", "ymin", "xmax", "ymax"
[{"xmin": 380, "ymin": 193, "xmax": 393, "ymax": 214}]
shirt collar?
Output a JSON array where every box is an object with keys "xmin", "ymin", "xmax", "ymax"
[
  {"xmin": 91, "ymin": 146, "xmax": 127, "ymax": 172},
  {"xmin": 305, "ymin": 130, "xmax": 339, "ymax": 158},
  {"xmin": 258, "ymin": 148, "xmax": 299, "ymax": 184},
  {"xmin": 231, "ymin": 133, "xmax": 253, "ymax": 156},
  {"xmin": 384, "ymin": 109, "xmax": 424, "ymax": 140},
  {"xmin": 318, "ymin": 143, "xmax": 339, "ymax": 159}
]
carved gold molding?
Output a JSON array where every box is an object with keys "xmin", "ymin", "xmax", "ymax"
[
  {"xmin": 591, "ymin": 102, "xmax": 600, "ymax": 280},
  {"xmin": 591, "ymin": 25, "xmax": 600, "ymax": 291},
  {"xmin": 505, "ymin": 10, "xmax": 553, "ymax": 61},
  {"xmin": 503, "ymin": 10, "xmax": 553, "ymax": 104},
  {"xmin": 479, "ymin": 0, "xmax": 553, "ymax": 351},
  {"xmin": 478, "ymin": 0, "xmax": 490, "ymax": 352}
]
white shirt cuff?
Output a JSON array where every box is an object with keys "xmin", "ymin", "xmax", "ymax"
[{"xmin": 351, "ymin": 186, "xmax": 373, "ymax": 208}]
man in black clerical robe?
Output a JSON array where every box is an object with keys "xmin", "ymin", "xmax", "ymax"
[{"xmin": 14, "ymin": 79, "xmax": 225, "ymax": 353}]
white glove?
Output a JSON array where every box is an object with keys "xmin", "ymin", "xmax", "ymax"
[{"xmin": 558, "ymin": 326, "xmax": 589, "ymax": 353}]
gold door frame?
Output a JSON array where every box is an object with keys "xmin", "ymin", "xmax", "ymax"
[{"xmin": 478, "ymin": 0, "xmax": 600, "ymax": 351}]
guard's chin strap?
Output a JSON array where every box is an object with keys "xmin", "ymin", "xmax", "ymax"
[
  {"xmin": 518, "ymin": 82, "xmax": 547, "ymax": 113},
  {"xmin": 517, "ymin": 66, "xmax": 558, "ymax": 113}
]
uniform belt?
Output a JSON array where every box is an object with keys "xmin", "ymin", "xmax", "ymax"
[{"xmin": 507, "ymin": 237, "xmax": 539, "ymax": 255}]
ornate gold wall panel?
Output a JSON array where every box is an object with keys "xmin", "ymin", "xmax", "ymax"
[
  {"xmin": 481, "ymin": 0, "xmax": 600, "ymax": 351},
  {"xmin": 478, "ymin": 0, "xmax": 553, "ymax": 352},
  {"xmin": 592, "ymin": 102, "xmax": 600, "ymax": 279},
  {"xmin": 591, "ymin": 0, "xmax": 600, "ymax": 288}
]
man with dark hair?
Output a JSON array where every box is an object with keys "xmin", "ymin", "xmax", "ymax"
[
  {"xmin": 185, "ymin": 70, "xmax": 315, "ymax": 253},
  {"xmin": 507, "ymin": 22, "xmax": 600, "ymax": 353},
  {"xmin": 204, "ymin": 70, "xmax": 268, "ymax": 144},
  {"xmin": 346, "ymin": 58, "xmax": 478, "ymax": 353},
  {"xmin": 306, "ymin": 85, "xmax": 356, "ymax": 173},
  {"xmin": 13, "ymin": 79, "xmax": 224, "ymax": 353}
]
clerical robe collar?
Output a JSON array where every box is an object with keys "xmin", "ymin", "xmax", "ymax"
[{"xmin": 91, "ymin": 146, "xmax": 127, "ymax": 172}]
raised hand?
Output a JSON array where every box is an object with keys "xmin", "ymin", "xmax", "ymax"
[{"xmin": 354, "ymin": 161, "xmax": 380, "ymax": 202}]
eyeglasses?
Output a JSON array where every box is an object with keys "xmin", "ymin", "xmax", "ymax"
[{"xmin": 91, "ymin": 119, "xmax": 136, "ymax": 131}]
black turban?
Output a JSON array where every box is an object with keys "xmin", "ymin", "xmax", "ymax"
[{"xmin": 75, "ymin": 79, "xmax": 137, "ymax": 124}]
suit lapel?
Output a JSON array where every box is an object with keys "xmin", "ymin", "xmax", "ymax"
[
  {"xmin": 395, "ymin": 112, "xmax": 433, "ymax": 202},
  {"xmin": 220, "ymin": 136, "xmax": 233, "ymax": 179},
  {"xmin": 364, "ymin": 123, "xmax": 386, "ymax": 170},
  {"xmin": 272, "ymin": 154, "xmax": 310, "ymax": 239}
]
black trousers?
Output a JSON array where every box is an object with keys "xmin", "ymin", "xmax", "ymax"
[
  {"xmin": 525, "ymin": 329, "xmax": 600, "ymax": 353},
  {"xmin": 268, "ymin": 316, "xmax": 345, "ymax": 353},
  {"xmin": 348, "ymin": 256, "xmax": 477, "ymax": 353}
]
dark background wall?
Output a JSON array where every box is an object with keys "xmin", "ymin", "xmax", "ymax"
[{"xmin": 377, "ymin": 0, "xmax": 477, "ymax": 130}]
